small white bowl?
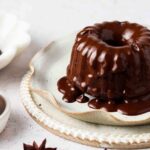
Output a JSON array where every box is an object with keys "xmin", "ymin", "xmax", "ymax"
[
  {"xmin": 0, "ymin": 13, "xmax": 31, "ymax": 69},
  {"xmin": 0, "ymin": 96, "xmax": 10, "ymax": 133}
]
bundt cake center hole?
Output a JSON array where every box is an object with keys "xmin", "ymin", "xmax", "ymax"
[
  {"xmin": 104, "ymin": 39, "xmax": 126, "ymax": 47},
  {"xmin": 100, "ymin": 29, "xmax": 128, "ymax": 47}
]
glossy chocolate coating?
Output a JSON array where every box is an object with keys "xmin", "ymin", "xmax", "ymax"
[{"xmin": 57, "ymin": 21, "xmax": 150, "ymax": 115}]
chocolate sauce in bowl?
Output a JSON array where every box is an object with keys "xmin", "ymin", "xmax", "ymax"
[{"xmin": 0, "ymin": 96, "xmax": 6, "ymax": 115}]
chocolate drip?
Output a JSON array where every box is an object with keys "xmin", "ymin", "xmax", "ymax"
[
  {"xmin": 76, "ymin": 95, "xmax": 89, "ymax": 103},
  {"xmin": 57, "ymin": 77, "xmax": 81, "ymax": 103},
  {"xmin": 58, "ymin": 77, "xmax": 150, "ymax": 115}
]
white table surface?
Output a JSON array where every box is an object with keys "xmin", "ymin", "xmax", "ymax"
[{"xmin": 0, "ymin": 0, "xmax": 150, "ymax": 149}]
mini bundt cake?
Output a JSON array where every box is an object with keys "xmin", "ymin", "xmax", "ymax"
[{"xmin": 57, "ymin": 21, "xmax": 150, "ymax": 115}]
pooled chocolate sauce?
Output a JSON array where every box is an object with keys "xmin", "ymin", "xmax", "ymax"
[
  {"xmin": 76, "ymin": 94, "xmax": 89, "ymax": 103},
  {"xmin": 58, "ymin": 77, "xmax": 81, "ymax": 103},
  {"xmin": 57, "ymin": 21, "xmax": 150, "ymax": 116},
  {"xmin": 58, "ymin": 77, "xmax": 150, "ymax": 115}
]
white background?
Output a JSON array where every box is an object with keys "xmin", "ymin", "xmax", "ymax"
[{"xmin": 0, "ymin": 0, "xmax": 150, "ymax": 149}]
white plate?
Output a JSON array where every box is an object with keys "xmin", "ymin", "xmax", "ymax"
[{"xmin": 20, "ymin": 32, "xmax": 150, "ymax": 149}]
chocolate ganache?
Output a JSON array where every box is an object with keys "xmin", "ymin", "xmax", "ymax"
[{"xmin": 57, "ymin": 21, "xmax": 150, "ymax": 115}]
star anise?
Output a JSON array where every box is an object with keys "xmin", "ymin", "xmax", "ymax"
[{"xmin": 23, "ymin": 139, "xmax": 57, "ymax": 150}]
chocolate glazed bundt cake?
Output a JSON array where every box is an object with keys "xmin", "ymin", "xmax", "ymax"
[{"xmin": 58, "ymin": 21, "xmax": 150, "ymax": 115}]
